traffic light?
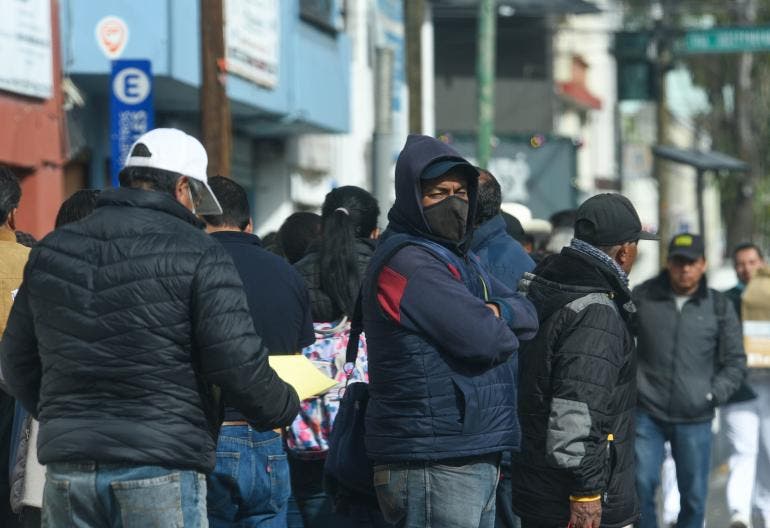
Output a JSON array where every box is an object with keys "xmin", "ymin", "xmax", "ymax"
[{"xmin": 614, "ymin": 31, "xmax": 657, "ymax": 101}]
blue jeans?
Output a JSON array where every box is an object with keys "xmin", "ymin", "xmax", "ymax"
[
  {"xmin": 372, "ymin": 454, "xmax": 501, "ymax": 528},
  {"xmin": 207, "ymin": 427, "xmax": 290, "ymax": 527},
  {"xmin": 634, "ymin": 410, "xmax": 712, "ymax": 528},
  {"xmin": 286, "ymin": 457, "xmax": 333, "ymax": 528},
  {"xmin": 288, "ymin": 457, "xmax": 390, "ymax": 528},
  {"xmin": 42, "ymin": 462, "xmax": 207, "ymax": 527},
  {"xmin": 495, "ymin": 461, "xmax": 521, "ymax": 528}
]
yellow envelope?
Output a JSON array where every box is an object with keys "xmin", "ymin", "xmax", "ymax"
[{"xmin": 268, "ymin": 355, "xmax": 339, "ymax": 401}]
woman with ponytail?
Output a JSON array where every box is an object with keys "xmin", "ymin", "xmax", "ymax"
[
  {"xmin": 289, "ymin": 186, "xmax": 386, "ymax": 528},
  {"xmin": 298, "ymin": 186, "xmax": 379, "ymax": 322}
]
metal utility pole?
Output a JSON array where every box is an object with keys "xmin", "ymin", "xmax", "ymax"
[
  {"xmin": 373, "ymin": 47, "xmax": 395, "ymax": 226},
  {"xmin": 200, "ymin": 0, "xmax": 232, "ymax": 177},
  {"xmin": 405, "ymin": 0, "xmax": 425, "ymax": 134},
  {"xmin": 696, "ymin": 169, "xmax": 706, "ymax": 238},
  {"xmin": 476, "ymin": 0, "xmax": 496, "ymax": 169},
  {"xmin": 653, "ymin": 0, "xmax": 673, "ymax": 265},
  {"xmin": 730, "ymin": 0, "xmax": 760, "ymax": 250},
  {"xmin": 655, "ymin": 63, "xmax": 671, "ymax": 265}
]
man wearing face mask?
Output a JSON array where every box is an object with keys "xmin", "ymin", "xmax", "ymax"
[
  {"xmin": 0, "ymin": 128, "xmax": 299, "ymax": 526},
  {"xmin": 361, "ymin": 134, "xmax": 539, "ymax": 528}
]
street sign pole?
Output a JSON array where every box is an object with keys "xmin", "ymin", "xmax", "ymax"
[
  {"xmin": 110, "ymin": 59, "xmax": 154, "ymax": 187},
  {"xmin": 476, "ymin": 0, "xmax": 496, "ymax": 169}
]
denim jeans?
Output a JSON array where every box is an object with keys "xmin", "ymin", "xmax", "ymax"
[
  {"xmin": 207, "ymin": 427, "xmax": 290, "ymax": 528},
  {"xmin": 287, "ymin": 457, "xmax": 389, "ymax": 528},
  {"xmin": 495, "ymin": 461, "xmax": 521, "ymax": 528},
  {"xmin": 287, "ymin": 457, "xmax": 333, "ymax": 528},
  {"xmin": 288, "ymin": 486, "xmax": 391, "ymax": 528},
  {"xmin": 42, "ymin": 462, "xmax": 207, "ymax": 527},
  {"xmin": 634, "ymin": 410, "xmax": 712, "ymax": 528},
  {"xmin": 373, "ymin": 453, "xmax": 501, "ymax": 528}
]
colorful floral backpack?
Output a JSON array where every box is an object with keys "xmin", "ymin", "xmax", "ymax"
[{"xmin": 284, "ymin": 317, "xmax": 368, "ymax": 459}]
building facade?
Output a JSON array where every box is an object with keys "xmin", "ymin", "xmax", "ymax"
[
  {"xmin": 0, "ymin": 0, "xmax": 66, "ymax": 239},
  {"xmin": 60, "ymin": 0, "xmax": 355, "ymax": 233}
]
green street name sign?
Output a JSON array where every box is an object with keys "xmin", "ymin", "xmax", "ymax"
[{"xmin": 684, "ymin": 27, "xmax": 770, "ymax": 54}]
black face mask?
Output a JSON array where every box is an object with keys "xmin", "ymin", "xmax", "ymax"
[{"xmin": 423, "ymin": 195, "xmax": 469, "ymax": 241}]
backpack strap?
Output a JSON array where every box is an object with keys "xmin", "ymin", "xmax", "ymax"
[
  {"xmin": 343, "ymin": 235, "xmax": 415, "ymax": 372},
  {"xmin": 345, "ymin": 293, "xmax": 363, "ymax": 367},
  {"xmin": 712, "ymin": 289, "xmax": 728, "ymax": 371},
  {"xmin": 344, "ymin": 234, "xmax": 458, "ymax": 371}
]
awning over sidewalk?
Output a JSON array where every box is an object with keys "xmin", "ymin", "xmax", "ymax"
[
  {"xmin": 652, "ymin": 145, "xmax": 749, "ymax": 173},
  {"xmin": 652, "ymin": 144, "xmax": 749, "ymax": 238}
]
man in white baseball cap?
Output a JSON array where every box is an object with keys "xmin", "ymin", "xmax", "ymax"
[
  {"xmin": 123, "ymin": 127, "xmax": 223, "ymax": 215},
  {"xmin": 1, "ymin": 128, "xmax": 299, "ymax": 526}
]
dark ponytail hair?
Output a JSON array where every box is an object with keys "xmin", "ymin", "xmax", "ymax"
[{"xmin": 319, "ymin": 186, "xmax": 380, "ymax": 318}]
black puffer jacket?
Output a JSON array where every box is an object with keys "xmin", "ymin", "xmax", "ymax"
[
  {"xmin": 294, "ymin": 238, "xmax": 376, "ymax": 322},
  {"xmin": 0, "ymin": 188, "xmax": 299, "ymax": 473},
  {"xmin": 512, "ymin": 248, "xmax": 638, "ymax": 528}
]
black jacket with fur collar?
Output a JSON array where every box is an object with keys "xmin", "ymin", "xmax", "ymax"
[{"xmin": 512, "ymin": 247, "xmax": 638, "ymax": 528}]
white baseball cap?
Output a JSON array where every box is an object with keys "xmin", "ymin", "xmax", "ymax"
[{"xmin": 123, "ymin": 128, "xmax": 223, "ymax": 215}]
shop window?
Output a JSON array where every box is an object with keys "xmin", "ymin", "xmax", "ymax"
[{"xmin": 299, "ymin": 0, "xmax": 344, "ymax": 33}]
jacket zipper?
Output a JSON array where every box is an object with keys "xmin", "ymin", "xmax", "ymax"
[
  {"xmin": 466, "ymin": 254, "xmax": 490, "ymax": 301},
  {"xmin": 667, "ymin": 301, "xmax": 682, "ymax": 418},
  {"xmin": 603, "ymin": 433, "xmax": 615, "ymax": 504}
]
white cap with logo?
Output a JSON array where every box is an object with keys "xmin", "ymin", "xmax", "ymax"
[{"xmin": 123, "ymin": 128, "xmax": 223, "ymax": 215}]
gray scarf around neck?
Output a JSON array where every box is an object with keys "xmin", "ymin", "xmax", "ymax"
[{"xmin": 569, "ymin": 238, "xmax": 630, "ymax": 287}]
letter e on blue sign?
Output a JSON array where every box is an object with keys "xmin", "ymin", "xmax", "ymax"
[{"xmin": 110, "ymin": 59, "xmax": 154, "ymax": 187}]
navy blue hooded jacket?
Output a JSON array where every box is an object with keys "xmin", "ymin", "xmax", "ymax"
[
  {"xmin": 362, "ymin": 135, "xmax": 538, "ymax": 462},
  {"xmin": 210, "ymin": 230, "xmax": 315, "ymax": 424},
  {"xmin": 471, "ymin": 214, "xmax": 535, "ymax": 291}
]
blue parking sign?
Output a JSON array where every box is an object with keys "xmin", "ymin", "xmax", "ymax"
[{"xmin": 110, "ymin": 60, "xmax": 154, "ymax": 187}]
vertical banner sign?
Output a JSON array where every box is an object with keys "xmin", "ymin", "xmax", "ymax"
[
  {"xmin": 110, "ymin": 60, "xmax": 154, "ymax": 187},
  {"xmin": 225, "ymin": 0, "xmax": 279, "ymax": 89},
  {"xmin": 0, "ymin": 0, "xmax": 53, "ymax": 98}
]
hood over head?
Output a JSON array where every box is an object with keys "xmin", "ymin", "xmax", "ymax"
[{"xmin": 386, "ymin": 134, "xmax": 479, "ymax": 253}]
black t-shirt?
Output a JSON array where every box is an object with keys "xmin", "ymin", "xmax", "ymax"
[{"xmin": 211, "ymin": 231, "xmax": 314, "ymax": 422}]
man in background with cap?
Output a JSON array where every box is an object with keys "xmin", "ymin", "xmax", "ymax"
[
  {"xmin": 1, "ymin": 128, "xmax": 299, "ymax": 526},
  {"xmin": 362, "ymin": 135, "xmax": 538, "ymax": 528},
  {"xmin": 512, "ymin": 193, "xmax": 656, "ymax": 528},
  {"xmin": 632, "ymin": 233, "xmax": 746, "ymax": 528}
]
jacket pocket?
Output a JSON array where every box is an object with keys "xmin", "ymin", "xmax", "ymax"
[
  {"xmin": 452, "ymin": 377, "xmax": 481, "ymax": 434},
  {"xmin": 672, "ymin": 374, "xmax": 712, "ymax": 419}
]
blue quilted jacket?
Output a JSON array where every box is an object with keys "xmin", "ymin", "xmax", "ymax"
[{"xmin": 362, "ymin": 135, "xmax": 538, "ymax": 462}]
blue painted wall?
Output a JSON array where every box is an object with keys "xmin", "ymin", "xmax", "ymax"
[{"xmin": 60, "ymin": 0, "xmax": 350, "ymax": 133}]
